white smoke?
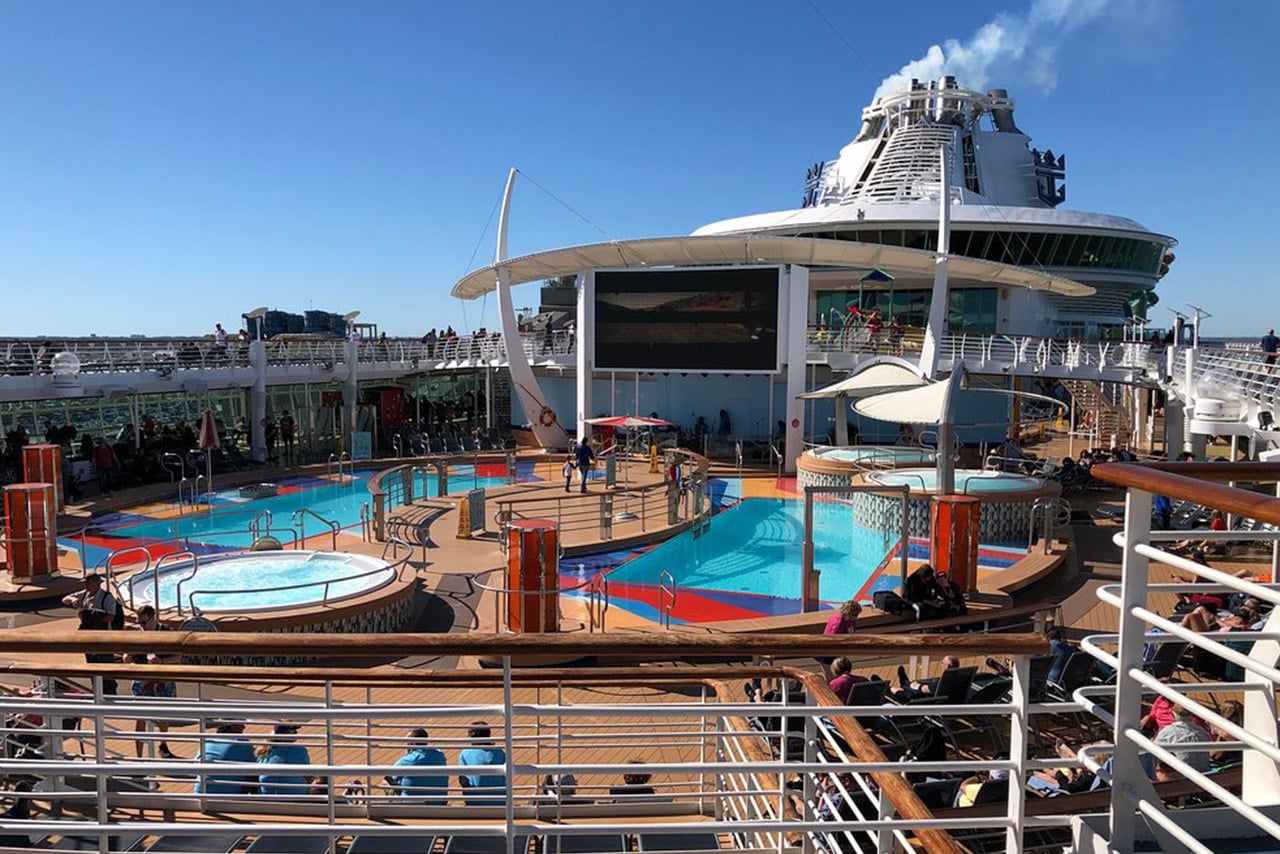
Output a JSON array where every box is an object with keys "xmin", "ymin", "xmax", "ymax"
[{"xmin": 873, "ymin": 0, "xmax": 1115, "ymax": 99}]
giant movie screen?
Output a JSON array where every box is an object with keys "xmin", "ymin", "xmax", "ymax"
[{"xmin": 593, "ymin": 267, "xmax": 781, "ymax": 372}]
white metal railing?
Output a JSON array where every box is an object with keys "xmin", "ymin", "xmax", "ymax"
[
  {"xmin": 805, "ymin": 330, "xmax": 1153, "ymax": 377},
  {"xmin": 1080, "ymin": 462, "xmax": 1280, "ymax": 852},
  {"xmin": 0, "ymin": 632, "xmax": 1064, "ymax": 854}
]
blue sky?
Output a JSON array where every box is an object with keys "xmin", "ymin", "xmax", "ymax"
[{"xmin": 0, "ymin": 1, "xmax": 1274, "ymax": 338}]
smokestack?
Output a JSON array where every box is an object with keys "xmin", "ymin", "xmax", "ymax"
[{"xmin": 987, "ymin": 88, "xmax": 1020, "ymax": 133}]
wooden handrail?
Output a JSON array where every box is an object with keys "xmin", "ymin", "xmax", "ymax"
[
  {"xmin": 793, "ymin": 670, "xmax": 965, "ymax": 854},
  {"xmin": 1092, "ymin": 461, "xmax": 1280, "ymax": 526},
  {"xmin": 0, "ymin": 629, "xmax": 1049, "ymax": 659}
]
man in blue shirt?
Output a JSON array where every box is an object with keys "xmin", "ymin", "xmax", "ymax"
[
  {"xmin": 384, "ymin": 727, "xmax": 448, "ymax": 805},
  {"xmin": 573, "ymin": 439, "xmax": 595, "ymax": 494},
  {"xmin": 1262, "ymin": 328, "xmax": 1280, "ymax": 366},
  {"xmin": 458, "ymin": 721, "xmax": 506, "ymax": 805},
  {"xmin": 1045, "ymin": 627, "xmax": 1079, "ymax": 685},
  {"xmin": 195, "ymin": 719, "xmax": 256, "ymax": 795}
]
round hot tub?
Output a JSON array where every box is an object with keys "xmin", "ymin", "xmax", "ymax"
[
  {"xmin": 865, "ymin": 468, "xmax": 1045, "ymax": 495},
  {"xmin": 796, "ymin": 445, "xmax": 938, "ymax": 492},
  {"xmin": 852, "ymin": 467, "xmax": 1059, "ymax": 544},
  {"xmin": 121, "ymin": 551, "xmax": 415, "ymax": 660}
]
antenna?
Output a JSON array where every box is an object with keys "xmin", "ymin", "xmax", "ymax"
[
  {"xmin": 1187, "ymin": 303, "xmax": 1213, "ymax": 319},
  {"xmin": 1165, "ymin": 307, "xmax": 1189, "ymax": 320}
]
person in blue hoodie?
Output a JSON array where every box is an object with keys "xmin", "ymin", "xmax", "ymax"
[
  {"xmin": 257, "ymin": 722, "xmax": 310, "ymax": 797},
  {"xmin": 385, "ymin": 727, "xmax": 449, "ymax": 805}
]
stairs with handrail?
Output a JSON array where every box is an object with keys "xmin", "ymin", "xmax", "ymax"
[{"xmin": 1062, "ymin": 379, "xmax": 1131, "ymax": 448}]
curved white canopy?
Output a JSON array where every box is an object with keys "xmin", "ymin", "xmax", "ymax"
[
  {"xmin": 798, "ymin": 362, "xmax": 927, "ymax": 399},
  {"xmin": 852, "ymin": 381, "xmax": 952, "ymax": 426},
  {"xmin": 450, "ymin": 235, "xmax": 1094, "ymax": 300}
]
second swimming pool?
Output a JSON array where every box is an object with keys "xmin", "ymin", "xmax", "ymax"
[{"xmin": 589, "ymin": 496, "xmax": 1024, "ymax": 623}]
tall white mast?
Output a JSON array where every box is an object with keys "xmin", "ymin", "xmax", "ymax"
[{"xmin": 494, "ymin": 168, "xmax": 564, "ymax": 449}]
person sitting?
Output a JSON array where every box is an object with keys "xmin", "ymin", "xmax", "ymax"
[
  {"xmin": 894, "ymin": 655, "xmax": 958, "ymax": 702},
  {"xmin": 540, "ymin": 772, "xmax": 591, "ymax": 804},
  {"xmin": 256, "ymin": 722, "xmax": 311, "ymax": 797},
  {"xmin": 195, "ymin": 719, "xmax": 256, "ymax": 795},
  {"xmin": 384, "ymin": 727, "xmax": 448, "ymax": 805},
  {"xmin": 827, "ymin": 656, "xmax": 867, "ymax": 704},
  {"xmin": 610, "ymin": 759, "xmax": 658, "ymax": 801},
  {"xmin": 458, "ymin": 721, "xmax": 506, "ymax": 805},
  {"xmin": 903, "ymin": 564, "xmax": 948, "ymax": 620},
  {"xmin": 1153, "ymin": 705, "xmax": 1211, "ymax": 778},
  {"xmin": 934, "ymin": 571, "xmax": 967, "ymax": 618}
]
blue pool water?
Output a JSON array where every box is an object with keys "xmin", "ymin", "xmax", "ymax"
[
  {"xmin": 606, "ymin": 498, "xmax": 893, "ymax": 604},
  {"xmin": 112, "ymin": 468, "xmax": 508, "ymax": 547},
  {"xmin": 125, "ymin": 551, "xmax": 395, "ymax": 612}
]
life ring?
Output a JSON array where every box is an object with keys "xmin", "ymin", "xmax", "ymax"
[{"xmin": 538, "ymin": 406, "xmax": 558, "ymax": 428}]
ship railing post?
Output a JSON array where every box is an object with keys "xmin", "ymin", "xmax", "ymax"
[
  {"xmin": 503, "ymin": 655, "xmax": 516, "ymax": 854},
  {"xmin": 1006, "ymin": 653, "xmax": 1030, "ymax": 854},
  {"xmin": 1110, "ymin": 486, "xmax": 1154, "ymax": 851}
]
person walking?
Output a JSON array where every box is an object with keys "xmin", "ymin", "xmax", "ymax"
[
  {"xmin": 573, "ymin": 438, "xmax": 595, "ymax": 493},
  {"xmin": 213, "ymin": 323, "xmax": 228, "ymax": 361},
  {"xmin": 1262, "ymin": 328, "xmax": 1280, "ymax": 366},
  {"xmin": 279, "ymin": 411, "xmax": 296, "ymax": 465}
]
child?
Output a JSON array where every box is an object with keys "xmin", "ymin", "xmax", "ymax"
[{"xmin": 562, "ymin": 456, "xmax": 575, "ymax": 492}]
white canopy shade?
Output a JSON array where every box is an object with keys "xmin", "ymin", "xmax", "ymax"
[
  {"xmin": 852, "ymin": 380, "xmax": 952, "ymax": 426},
  {"xmin": 798, "ymin": 362, "xmax": 927, "ymax": 400},
  {"xmin": 451, "ymin": 235, "xmax": 1095, "ymax": 300}
]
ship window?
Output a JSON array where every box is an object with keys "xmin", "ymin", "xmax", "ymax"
[
  {"xmin": 1049, "ymin": 234, "xmax": 1078, "ymax": 267},
  {"xmin": 1019, "ymin": 233, "xmax": 1048, "ymax": 267}
]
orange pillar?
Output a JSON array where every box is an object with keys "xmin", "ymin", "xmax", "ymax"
[
  {"xmin": 22, "ymin": 445, "xmax": 63, "ymax": 512},
  {"xmin": 930, "ymin": 495, "xmax": 980, "ymax": 593},
  {"xmin": 505, "ymin": 520, "xmax": 559, "ymax": 633},
  {"xmin": 3, "ymin": 484, "xmax": 58, "ymax": 580}
]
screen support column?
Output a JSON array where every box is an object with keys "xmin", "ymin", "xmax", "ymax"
[
  {"xmin": 576, "ymin": 270, "xmax": 594, "ymax": 443},
  {"xmin": 784, "ymin": 265, "xmax": 809, "ymax": 475}
]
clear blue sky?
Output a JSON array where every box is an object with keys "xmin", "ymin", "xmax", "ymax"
[{"xmin": 1, "ymin": 0, "xmax": 1274, "ymax": 338}]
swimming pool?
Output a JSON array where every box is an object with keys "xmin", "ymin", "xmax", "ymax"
[
  {"xmin": 866, "ymin": 468, "xmax": 1045, "ymax": 494},
  {"xmin": 124, "ymin": 550, "xmax": 396, "ymax": 613},
  {"xmin": 586, "ymin": 496, "xmax": 1026, "ymax": 623},
  {"xmin": 598, "ymin": 498, "xmax": 894, "ymax": 622},
  {"xmin": 109, "ymin": 467, "xmax": 509, "ymax": 548}
]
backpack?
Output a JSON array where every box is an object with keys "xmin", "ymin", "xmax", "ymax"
[
  {"xmin": 106, "ymin": 591, "xmax": 125, "ymax": 631},
  {"xmin": 873, "ymin": 590, "xmax": 911, "ymax": 616}
]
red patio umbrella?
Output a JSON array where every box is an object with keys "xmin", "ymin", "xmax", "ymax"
[{"xmin": 197, "ymin": 409, "xmax": 219, "ymax": 499}]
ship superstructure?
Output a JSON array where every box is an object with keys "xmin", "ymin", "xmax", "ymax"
[{"xmin": 694, "ymin": 77, "xmax": 1175, "ymax": 341}]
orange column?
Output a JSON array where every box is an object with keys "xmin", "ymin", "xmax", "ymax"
[
  {"xmin": 505, "ymin": 520, "xmax": 559, "ymax": 633},
  {"xmin": 3, "ymin": 484, "xmax": 58, "ymax": 580},
  {"xmin": 22, "ymin": 445, "xmax": 63, "ymax": 512},
  {"xmin": 930, "ymin": 495, "xmax": 980, "ymax": 593}
]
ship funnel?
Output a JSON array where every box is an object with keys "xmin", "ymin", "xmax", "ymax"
[{"xmin": 987, "ymin": 88, "xmax": 1020, "ymax": 133}]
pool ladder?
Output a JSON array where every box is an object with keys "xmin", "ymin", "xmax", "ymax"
[
  {"xmin": 658, "ymin": 570, "xmax": 678, "ymax": 629},
  {"xmin": 327, "ymin": 452, "xmax": 353, "ymax": 481},
  {"xmin": 160, "ymin": 550, "xmax": 200, "ymax": 616}
]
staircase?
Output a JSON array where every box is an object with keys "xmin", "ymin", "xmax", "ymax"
[{"xmin": 1062, "ymin": 379, "xmax": 1132, "ymax": 448}]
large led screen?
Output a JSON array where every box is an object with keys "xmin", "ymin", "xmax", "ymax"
[{"xmin": 593, "ymin": 267, "xmax": 781, "ymax": 372}]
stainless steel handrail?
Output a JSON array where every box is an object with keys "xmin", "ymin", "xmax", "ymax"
[
  {"xmin": 96, "ymin": 546, "xmax": 154, "ymax": 607},
  {"xmin": 292, "ymin": 509, "xmax": 341, "ymax": 550},
  {"xmin": 658, "ymin": 570, "xmax": 677, "ymax": 629},
  {"xmin": 155, "ymin": 550, "xmax": 199, "ymax": 616}
]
